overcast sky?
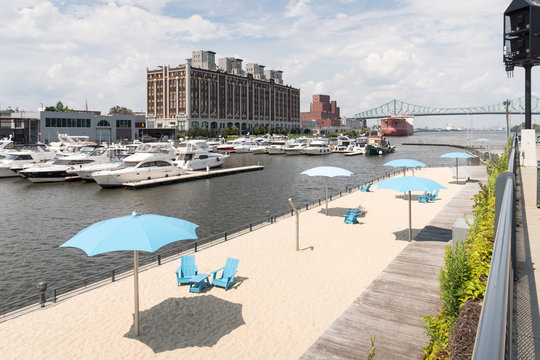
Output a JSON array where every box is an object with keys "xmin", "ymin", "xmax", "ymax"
[{"xmin": 0, "ymin": 0, "xmax": 534, "ymax": 128}]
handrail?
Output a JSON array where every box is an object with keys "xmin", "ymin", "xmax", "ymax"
[{"xmin": 472, "ymin": 136, "xmax": 517, "ymax": 359}]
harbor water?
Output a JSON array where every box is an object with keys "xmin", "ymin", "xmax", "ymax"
[{"xmin": 0, "ymin": 131, "xmax": 507, "ymax": 307}]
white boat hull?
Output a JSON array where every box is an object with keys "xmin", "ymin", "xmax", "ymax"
[{"xmin": 93, "ymin": 165, "xmax": 183, "ymax": 188}]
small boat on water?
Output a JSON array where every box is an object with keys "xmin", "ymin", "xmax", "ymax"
[
  {"xmin": 174, "ymin": 140, "xmax": 228, "ymax": 171},
  {"xmin": 20, "ymin": 145, "xmax": 107, "ymax": 182},
  {"xmin": 266, "ymin": 140, "xmax": 288, "ymax": 155},
  {"xmin": 364, "ymin": 133, "xmax": 395, "ymax": 155},
  {"xmin": 303, "ymin": 140, "xmax": 332, "ymax": 155},
  {"xmin": 0, "ymin": 145, "xmax": 57, "ymax": 177}
]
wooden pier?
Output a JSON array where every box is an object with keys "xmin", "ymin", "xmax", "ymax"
[
  {"xmin": 123, "ymin": 165, "xmax": 264, "ymax": 190},
  {"xmin": 300, "ymin": 166, "xmax": 488, "ymax": 359}
]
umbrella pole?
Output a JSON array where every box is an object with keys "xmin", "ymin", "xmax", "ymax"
[
  {"xmin": 456, "ymin": 158, "xmax": 459, "ymax": 184},
  {"xmin": 408, "ymin": 191, "xmax": 412, "ymax": 242},
  {"xmin": 134, "ymin": 250, "xmax": 140, "ymax": 336},
  {"xmin": 325, "ymin": 178, "xmax": 328, "ymax": 215}
]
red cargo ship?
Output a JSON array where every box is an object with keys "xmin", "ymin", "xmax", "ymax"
[{"xmin": 381, "ymin": 116, "xmax": 414, "ymax": 136}]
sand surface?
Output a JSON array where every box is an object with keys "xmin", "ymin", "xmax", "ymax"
[{"xmin": 0, "ymin": 167, "xmax": 471, "ymax": 360}]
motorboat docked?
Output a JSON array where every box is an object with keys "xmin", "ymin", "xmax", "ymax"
[
  {"xmin": 92, "ymin": 157, "xmax": 184, "ymax": 188},
  {"xmin": 249, "ymin": 141, "xmax": 270, "ymax": 154},
  {"xmin": 0, "ymin": 145, "xmax": 57, "ymax": 177},
  {"xmin": 216, "ymin": 138, "xmax": 249, "ymax": 153},
  {"xmin": 266, "ymin": 140, "xmax": 288, "ymax": 155},
  {"xmin": 303, "ymin": 140, "xmax": 332, "ymax": 155},
  {"xmin": 364, "ymin": 132, "xmax": 396, "ymax": 155},
  {"xmin": 174, "ymin": 140, "xmax": 228, "ymax": 171},
  {"xmin": 284, "ymin": 137, "xmax": 310, "ymax": 155},
  {"xmin": 65, "ymin": 147, "xmax": 130, "ymax": 180},
  {"xmin": 20, "ymin": 145, "xmax": 114, "ymax": 182},
  {"xmin": 332, "ymin": 135, "xmax": 355, "ymax": 153}
]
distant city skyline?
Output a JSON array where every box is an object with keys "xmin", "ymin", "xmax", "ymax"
[{"xmin": 1, "ymin": 0, "xmax": 538, "ymax": 129}]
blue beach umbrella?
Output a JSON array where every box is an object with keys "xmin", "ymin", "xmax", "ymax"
[
  {"xmin": 383, "ymin": 159, "xmax": 426, "ymax": 176},
  {"xmin": 301, "ymin": 166, "xmax": 353, "ymax": 215},
  {"xmin": 376, "ymin": 176, "xmax": 447, "ymax": 242},
  {"xmin": 440, "ymin": 152, "xmax": 476, "ymax": 183},
  {"xmin": 60, "ymin": 212, "xmax": 199, "ymax": 336}
]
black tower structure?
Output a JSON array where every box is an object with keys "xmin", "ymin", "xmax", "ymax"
[{"xmin": 504, "ymin": 0, "xmax": 540, "ymax": 129}]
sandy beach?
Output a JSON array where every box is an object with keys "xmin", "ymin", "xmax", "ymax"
[{"xmin": 0, "ymin": 167, "xmax": 474, "ymax": 360}]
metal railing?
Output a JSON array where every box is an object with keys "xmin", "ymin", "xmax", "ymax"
[
  {"xmin": 472, "ymin": 137, "xmax": 517, "ymax": 359},
  {"xmin": 0, "ymin": 163, "xmax": 462, "ymax": 317}
]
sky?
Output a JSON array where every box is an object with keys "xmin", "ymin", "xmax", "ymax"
[{"xmin": 0, "ymin": 0, "xmax": 536, "ymax": 128}]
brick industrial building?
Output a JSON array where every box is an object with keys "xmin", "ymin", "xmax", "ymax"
[
  {"xmin": 146, "ymin": 50, "xmax": 301, "ymax": 134},
  {"xmin": 300, "ymin": 94, "xmax": 341, "ymax": 127}
]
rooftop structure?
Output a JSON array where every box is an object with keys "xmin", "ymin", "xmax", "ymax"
[{"xmin": 301, "ymin": 94, "xmax": 341, "ymax": 127}]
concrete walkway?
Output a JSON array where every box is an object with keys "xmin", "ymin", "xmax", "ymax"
[
  {"xmin": 300, "ymin": 166, "xmax": 488, "ymax": 359},
  {"xmin": 514, "ymin": 144, "xmax": 540, "ymax": 359}
]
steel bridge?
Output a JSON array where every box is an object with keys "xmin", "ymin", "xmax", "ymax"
[{"xmin": 353, "ymin": 96, "xmax": 540, "ymax": 119}]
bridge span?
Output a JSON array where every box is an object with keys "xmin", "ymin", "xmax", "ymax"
[{"xmin": 354, "ymin": 96, "xmax": 540, "ymax": 119}]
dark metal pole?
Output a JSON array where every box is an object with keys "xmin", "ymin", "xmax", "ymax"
[{"xmin": 525, "ymin": 64, "xmax": 532, "ymax": 129}]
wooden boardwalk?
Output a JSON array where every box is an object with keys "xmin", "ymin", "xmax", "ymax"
[
  {"xmin": 300, "ymin": 166, "xmax": 488, "ymax": 360},
  {"xmin": 123, "ymin": 165, "xmax": 264, "ymax": 189}
]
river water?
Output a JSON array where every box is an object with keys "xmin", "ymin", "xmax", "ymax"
[{"xmin": 0, "ymin": 131, "xmax": 507, "ymax": 306}]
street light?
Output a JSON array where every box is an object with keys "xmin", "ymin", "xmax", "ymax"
[{"xmin": 503, "ymin": 99, "xmax": 511, "ymax": 138}]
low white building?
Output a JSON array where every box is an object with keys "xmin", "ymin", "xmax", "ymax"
[{"xmin": 0, "ymin": 111, "xmax": 145, "ymax": 143}]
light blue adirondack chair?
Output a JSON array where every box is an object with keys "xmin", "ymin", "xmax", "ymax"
[
  {"xmin": 418, "ymin": 192, "xmax": 429, "ymax": 203},
  {"xmin": 175, "ymin": 254, "xmax": 198, "ymax": 286},
  {"xmin": 360, "ymin": 184, "xmax": 372, "ymax": 192},
  {"xmin": 428, "ymin": 189, "xmax": 439, "ymax": 201},
  {"xmin": 211, "ymin": 257, "xmax": 239, "ymax": 290},
  {"xmin": 344, "ymin": 205, "xmax": 363, "ymax": 224}
]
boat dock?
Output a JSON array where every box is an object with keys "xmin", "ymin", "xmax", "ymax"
[{"xmin": 122, "ymin": 165, "xmax": 264, "ymax": 190}]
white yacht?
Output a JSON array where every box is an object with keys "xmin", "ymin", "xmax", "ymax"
[
  {"xmin": 333, "ymin": 135, "xmax": 355, "ymax": 153},
  {"xmin": 234, "ymin": 141, "xmax": 255, "ymax": 153},
  {"xmin": 216, "ymin": 138, "xmax": 248, "ymax": 153},
  {"xmin": 65, "ymin": 147, "xmax": 129, "ymax": 180},
  {"xmin": 0, "ymin": 145, "xmax": 57, "ymax": 177},
  {"xmin": 303, "ymin": 140, "xmax": 332, "ymax": 155},
  {"xmin": 266, "ymin": 140, "xmax": 288, "ymax": 155},
  {"xmin": 20, "ymin": 145, "xmax": 112, "ymax": 182},
  {"xmin": 250, "ymin": 141, "xmax": 270, "ymax": 154},
  {"xmin": 92, "ymin": 156, "xmax": 184, "ymax": 188},
  {"xmin": 284, "ymin": 138, "xmax": 310, "ymax": 155},
  {"xmin": 174, "ymin": 140, "xmax": 228, "ymax": 171}
]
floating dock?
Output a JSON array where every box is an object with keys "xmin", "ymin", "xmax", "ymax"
[{"xmin": 122, "ymin": 165, "xmax": 264, "ymax": 190}]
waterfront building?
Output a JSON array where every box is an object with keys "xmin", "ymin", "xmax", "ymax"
[
  {"xmin": 0, "ymin": 111, "xmax": 145, "ymax": 143},
  {"xmin": 145, "ymin": 50, "xmax": 301, "ymax": 134},
  {"xmin": 301, "ymin": 94, "xmax": 341, "ymax": 127}
]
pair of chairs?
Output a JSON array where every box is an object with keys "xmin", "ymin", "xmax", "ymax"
[
  {"xmin": 360, "ymin": 184, "xmax": 372, "ymax": 192},
  {"xmin": 344, "ymin": 205, "xmax": 364, "ymax": 224},
  {"xmin": 175, "ymin": 255, "xmax": 239, "ymax": 291},
  {"xmin": 419, "ymin": 190, "xmax": 439, "ymax": 204}
]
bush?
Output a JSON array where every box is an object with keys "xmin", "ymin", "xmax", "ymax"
[{"xmin": 422, "ymin": 141, "xmax": 511, "ymax": 359}]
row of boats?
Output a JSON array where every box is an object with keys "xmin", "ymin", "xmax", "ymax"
[
  {"xmin": 213, "ymin": 133, "xmax": 395, "ymax": 156},
  {"xmin": 0, "ymin": 131, "xmax": 396, "ymax": 188},
  {"xmin": 0, "ymin": 136, "xmax": 228, "ymax": 188}
]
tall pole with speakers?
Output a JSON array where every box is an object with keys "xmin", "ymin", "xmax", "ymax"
[{"xmin": 504, "ymin": 0, "xmax": 540, "ymax": 129}]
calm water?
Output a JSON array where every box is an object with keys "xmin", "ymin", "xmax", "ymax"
[{"xmin": 0, "ymin": 131, "xmax": 507, "ymax": 306}]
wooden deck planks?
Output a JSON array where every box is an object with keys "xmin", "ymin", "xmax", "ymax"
[{"xmin": 300, "ymin": 166, "xmax": 487, "ymax": 360}]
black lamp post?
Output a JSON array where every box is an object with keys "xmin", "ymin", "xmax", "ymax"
[{"xmin": 504, "ymin": 0, "xmax": 540, "ymax": 129}]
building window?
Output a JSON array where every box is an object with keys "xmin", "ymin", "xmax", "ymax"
[
  {"xmin": 116, "ymin": 120, "xmax": 131, "ymax": 128},
  {"xmin": 97, "ymin": 120, "xmax": 111, "ymax": 127}
]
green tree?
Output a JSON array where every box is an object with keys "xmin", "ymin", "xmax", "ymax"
[
  {"xmin": 108, "ymin": 105, "xmax": 134, "ymax": 115},
  {"xmin": 56, "ymin": 101, "xmax": 64, "ymax": 112}
]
